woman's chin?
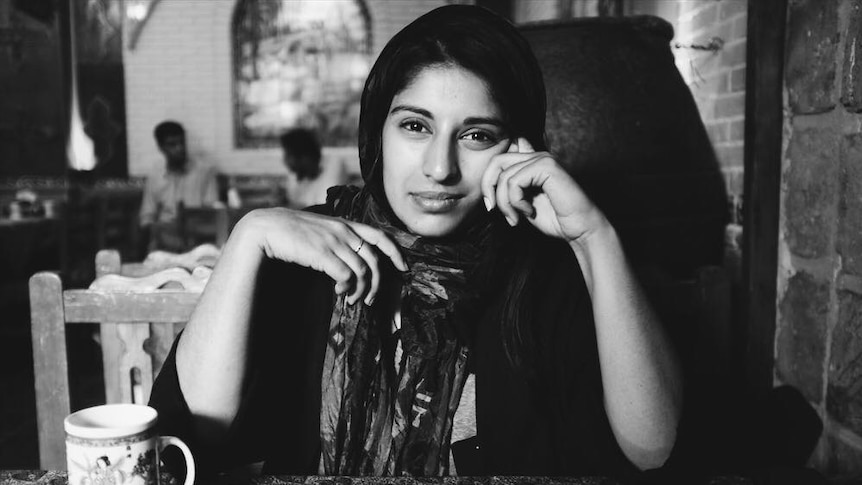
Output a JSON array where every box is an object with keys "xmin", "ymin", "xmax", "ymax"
[
  {"xmin": 403, "ymin": 215, "xmax": 463, "ymax": 238},
  {"xmin": 401, "ymin": 206, "xmax": 489, "ymax": 238}
]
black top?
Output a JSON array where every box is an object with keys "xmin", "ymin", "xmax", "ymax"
[{"xmin": 149, "ymin": 226, "xmax": 641, "ymax": 482}]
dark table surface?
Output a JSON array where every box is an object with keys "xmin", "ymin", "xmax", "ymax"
[{"xmin": 0, "ymin": 471, "xmax": 754, "ymax": 485}]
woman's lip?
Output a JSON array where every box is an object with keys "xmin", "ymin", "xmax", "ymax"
[{"xmin": 409, "ymin": 192, "xmax": 464, "ymax": 212}]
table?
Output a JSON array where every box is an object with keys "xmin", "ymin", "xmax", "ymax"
[{"xmin": 0, "ymin": 471, "xmax": 754, "ymax": 485}]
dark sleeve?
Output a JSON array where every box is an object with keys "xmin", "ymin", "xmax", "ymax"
[
  {"xmin": 148, "ymin": 333, "xmax": 197, "ymax": 475},
  {"xmin": 149, "ymin": 259, "xmax": 333, "ymax": 477},
  {"xmin": 533, "ymin": 240, "xmax": 642, "ymax": 482},
  {"xmin": 475, "ymin": 235, "xmax": 641, "ymax": 482}
]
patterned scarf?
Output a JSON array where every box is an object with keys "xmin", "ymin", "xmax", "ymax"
[{"xmin": 319, "ymin": 185, "xmax": 496, "ymax": 476}]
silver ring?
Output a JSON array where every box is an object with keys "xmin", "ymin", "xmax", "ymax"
[{"xmin": 353, "ymin": 239, "xmax": 365, "ymax": 253}]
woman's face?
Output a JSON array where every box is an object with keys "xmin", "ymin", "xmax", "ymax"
[{"xmin": 382, "ymin": 65, "xmax": 510, "ymax": 237}]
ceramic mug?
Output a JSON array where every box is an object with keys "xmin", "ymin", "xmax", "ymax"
[{"xmin": 64, "ymin": 404, "xmax": 195, "ymax": 485}]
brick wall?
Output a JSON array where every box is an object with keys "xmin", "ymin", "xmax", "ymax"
[
  {"xmin": 123, "ymin": 0, "xmax": 447, "ymax": 178},
  {"xmin": 673, "ymin": 0, "xmax": 747, "ymax": 211},
  {"xmin": 778, "ymin": 0, "xmax": 862, "ymax": 479}
]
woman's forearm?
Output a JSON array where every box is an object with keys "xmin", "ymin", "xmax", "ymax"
[
  {"xmin": 570, "ymin": 222, "xmax": 682, "ymax": 470},
  {"xmin": 175, "ymin": 214, "xmax": 266, "ymax": 442}
]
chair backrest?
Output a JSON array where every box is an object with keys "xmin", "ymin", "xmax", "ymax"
[
  {"xmin": 150, "ymin": 205, "xmax": 249, "ymax": 253},
  {"xmin": 29, "ymin": 267, "xmax": 207, "ymax": 470},
  {"xmin": 177, "ymin": 205, "xmax": 231, "ymax": 249},
  {"xmin": 96, "ymin": 244, "xmax": 221, "ymax": 277},
  {"xmin": 519, "ymin": 16, "xmax": 728, "ymax": 277}
]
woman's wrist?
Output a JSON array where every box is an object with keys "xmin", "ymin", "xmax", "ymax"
[
  {"xmin": 569, "ymin": 213, "xmax": 615, "ymax": 253},
  {"xmin": 568, "ymin": 217, "xmax": 621, "ymax": 294}
]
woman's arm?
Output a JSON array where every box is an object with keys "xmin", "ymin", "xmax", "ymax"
[
  {"xmin": 174, "ymin": 208, "xmax": 407, "ymax": 445},
  {"xmin": 569, "ymin": 220, "xmax": 682, "ymax": 470},
  {"xmin": 482, "ymin": 138, "xmax": 682, "ymax": 470},
  {"xmin": 174, "ymin": 215, "xmax": 263, "ymax": 443}
]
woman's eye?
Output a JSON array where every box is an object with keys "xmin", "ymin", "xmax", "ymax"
[
  {"xmin": 461, "ymin": 130, "xmax": 499, "ymax": 148},
  {"xmin": 400, "ymin": 120, "xmax": 427, "ymax": 133}
]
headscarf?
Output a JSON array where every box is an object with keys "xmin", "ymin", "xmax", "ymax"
[
  {"xmin": 319, "ymin": 186, "xmax": 498, "ymax": 476},
  {"xmin": 318, "ymin": 5, "xmax": 548, "ymax": 476}
]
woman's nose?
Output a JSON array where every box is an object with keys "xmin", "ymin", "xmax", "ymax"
[{"xmin": 422, "ymin": 136, "xmax": 460, "ymax": 183}]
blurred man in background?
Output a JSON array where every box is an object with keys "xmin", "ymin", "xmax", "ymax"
[{"xmin": 139, "ymin": 120, "xmax": 218, "ymax": 251}]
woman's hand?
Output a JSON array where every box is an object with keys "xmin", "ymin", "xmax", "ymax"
[
  {"xmin": 240, "ymin": 208, "xmax": 408, "ymax": 306},
  {"xmin": 481, "ymin": 137, "xmax": 609, "ymax": 244}
]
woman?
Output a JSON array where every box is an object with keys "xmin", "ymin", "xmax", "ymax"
[{"xmin": 150, "ymin": 5, "xmax": 681, "ymax": 481}]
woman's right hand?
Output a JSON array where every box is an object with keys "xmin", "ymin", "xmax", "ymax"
[{"xmin": 239, "ymin": 208, "xmax": 408, "ymax": 306}]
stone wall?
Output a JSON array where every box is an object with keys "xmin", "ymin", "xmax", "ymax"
[{"xmin": 778, "ymin": 0, "xmax": 862, "ymax": 479}]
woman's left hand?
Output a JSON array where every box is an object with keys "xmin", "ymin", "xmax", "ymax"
[{"xmin": 481, "ymin": 137, "xmax": 608, "ymax": 243}]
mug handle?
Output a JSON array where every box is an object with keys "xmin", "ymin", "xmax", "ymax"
[{"xmin": 158, "ymin": 435, "xmax": 196, "ymax": 485}]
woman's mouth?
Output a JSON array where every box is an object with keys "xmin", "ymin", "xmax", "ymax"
[{"xmin": 409, "ymin": 191, "xmax": 464, "ymax": 213}]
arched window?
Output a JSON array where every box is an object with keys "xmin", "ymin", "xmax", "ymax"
[{"xmin": 232, "ymin": 0, "xmax": 371, "ymax": 148}]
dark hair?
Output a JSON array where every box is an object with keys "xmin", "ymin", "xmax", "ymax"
[
  {"xmin": 280, "ymin": 128, "xmax": 322, "ymax": 181},
  {"xmin": 357, "ymin": 5, "xmax": 548, "ymax": 370},
  {"xmin": 153, "ymin": 121, "xmax": 185, "ymax": 146}
]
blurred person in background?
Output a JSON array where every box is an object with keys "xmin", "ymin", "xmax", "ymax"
[
  {"xmin": 139, "ymin": 120, "xmax": 219, "ymax": 251},
  {"xmin": 280, "ymin": 127, "xmax": 347, "ymax": 209}
]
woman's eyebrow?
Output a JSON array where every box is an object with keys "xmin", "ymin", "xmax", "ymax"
[
  {"xmin": 463, "ymin": 116, "xmax": 506, "ymax": 128},
  {"xmin": 390, "ymin": 105, "xmax": 432, "ymax": 118},
  {"xmin": 389, "ymin": 106, "xmax": 505, "ymax": 128}
]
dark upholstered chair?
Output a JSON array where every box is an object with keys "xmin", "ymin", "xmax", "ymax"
[
  {"xmin": 520, "ymin": 17, "xmax": 739, "ymax": 477},
  {"xmin": 521, "ymin": 16, "xmax": 728, "ymax": 278}
]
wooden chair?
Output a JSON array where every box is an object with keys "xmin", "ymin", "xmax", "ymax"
[
  {"xmin": 29, "ymin": 267, "xmax": 208, "ymax": 470},
  {"xmin": 177, "ymin": 205, "xmax": 231, "ymax": 249},
  {"xmin": 96, "ymin": 244, "xmax": 221, "ymax": 277},
  {"xmin": 149, "ymin": 205, "xmax": 249, "ymax": 253}
]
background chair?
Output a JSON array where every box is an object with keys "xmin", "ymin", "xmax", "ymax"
[
  {"xmin": 177, "ymin": 205, "xmax": 231, "ymax": 250},
  {"xmin": 521, "ymin": 16, "xmax": 728, "ymax": 278},
  {"xmin": 149, "ymin": 205, "xmax": 250, "ymax": 253},
  {"xmin": 96, "ymin": 244, "xmax": 220, "ymax": 278},
  {"xmin": 520, "ymin": 17, "xmax": 737, "ymax": 476},
  {"xmin": 29, "ymin": 267, "xmax": 207, "ymax": 470}
]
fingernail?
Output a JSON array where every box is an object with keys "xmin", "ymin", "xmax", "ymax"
[
  {"xmin": 365, "ymin": 294, "xmax": 375, "ymax": 306},
  {"xmin": 483, "ymin": 197, "xmax": 492, "ymax": 211},
  {"xmin": 506, "ymin": 215, "xmax": 517, "ymax": 227}
]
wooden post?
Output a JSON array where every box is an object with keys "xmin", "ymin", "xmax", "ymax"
[
  {"xmin": 29, "ymin": 272, "xmax": 70, "ymax": 470},
  {"xmin": 742, "ymin": 0, "xmax": 788, "ymax": 401},
  {"xmin": 96, "ymin": 249, "xmax": 125, "ymax": 404}
]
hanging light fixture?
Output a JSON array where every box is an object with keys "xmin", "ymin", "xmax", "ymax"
[
  {"xmin": 66, "ymin": 0, "xmax": 96, "ymax": 171},
  {"xmin": 125, "ymin": 0, "xmax": 161, "ymax": 50}
]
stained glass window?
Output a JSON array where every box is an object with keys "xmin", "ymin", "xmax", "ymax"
[{"xmin": 232, "ymin": 0, "xmax": 371, "ymax": 148}]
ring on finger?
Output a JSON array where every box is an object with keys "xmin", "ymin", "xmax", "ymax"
[{"xmin": 353, "ymin": 239, "xmax": 365, "ymax": 253}]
